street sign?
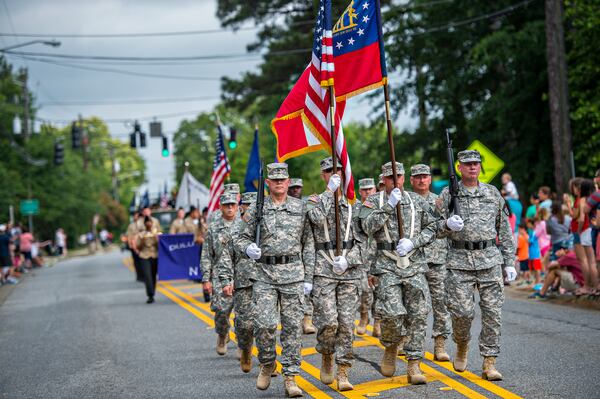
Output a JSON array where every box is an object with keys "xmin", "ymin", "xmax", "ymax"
[
  {"xmin": 455, "ymin": 140, "xmax": 505, "ymax": 184},
  {"xmin": 20, "ymin": 199, "xmax": 39, "ymax": 215}
]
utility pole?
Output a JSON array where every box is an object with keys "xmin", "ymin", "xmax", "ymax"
[
  {"xmin": 545, "ymin": 0, "xmax": 573, "ymax": 195},
  {"xmin": 19, "ymin": 68, "xmax": 30, "ymax": 140},
  {"xmin": 109, "ymin": 146, "xmax": 119, "ymax": 202},
  {"xmin": 80, "ymin": 114, "xmax": 89, "ymax": 170}
]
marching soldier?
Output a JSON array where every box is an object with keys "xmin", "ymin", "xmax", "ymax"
[
  {"xmin": 235, "ymin": 162, "xmax": 314, "ymax": 398},
  {"xmin": 355, "ymin": 178, "xmax": 381, "ymax": 337},
  {"xmin": 240, "ymin": 192, "xmax": 257, "ymax": 215},
  {"xmin": 169, "ymin": 207, "xmax": 187, "ymax": 234},
  {"xmin": 436, "ymin": 150, "xmax": 516, "ymax": 380},
  {"xmin": 359, "ymin": 162, "xmax": 437, "ymax": 384},
  {"xmin": 409, "ymin": 164, "xmax": 451, "ymax": 361},
  {"xmin": 307, "ymin": 157, "xmax": 363, "ymax": 391},
  {"xmin": 126, "ymin": 212, "xmax": 143, "ymax": 282},
  {"xmin": 184, "ymin": 206, "xmax": 206, "ymax": 244},
  {"xmin": 201, "ymin": 193, "xmax": 240, "ymax": 356},
  {"xmin": 136, "ymin": 216, "xmax": 161, "ymax": 303},
  {"xmin": 288, "ymin": 178, "xmax": 316, "ymax": 335},
  {"xmin": 377, "ymin": 174, "xmax": 385, "ymax": 192},
  {"xmin": 219, "ymin": 192, "xmax": 258, "ymax": 373},
  {"xmin": 209, "ymin": 183, "xmax": 241, "ymax": 223}
]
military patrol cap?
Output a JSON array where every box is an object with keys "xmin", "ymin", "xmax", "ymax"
[
  {"xmin": 320, "ymin": 156, "xmax": 342, "ymax": 171},
  {"xmin": 359, "ymin": 178, "xmax": 376, "ymax": 189},
  {"xmin": 378, "ymin": 174, "xmax": 384, "ymax": 186},
  {"xmin": 410, "ymin": 164, "xmax": 431, "ymax": 176},
  {"xmin": 220, "ymin": 193, "xmax": 238, "ymax": 205},
  {"xmin": 289, "ymin": 178, "xmax": 303, "ymax": 188},
  {"xmin": 241, "ymin": 192, "xmax": 257, "ymax": 204},
  {"xmin": 457, "ymin": 150, "xmax": 482, "ymax": 163},
  {"xmin": 381, "ymin": 161, "xmax": 405, "ymax": 177},
  {"xmin": 223, "ymin": 183, "xmax": 240, "ymax": 194},
  {"xmin": 266, "ymin": 162, "xmax": 289, "ymax": 179}
]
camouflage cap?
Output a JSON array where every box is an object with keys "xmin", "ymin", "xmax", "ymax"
[
  {"xmin": 381, "ymin": 161, "xmax": 405, "ymax": 177},
  {"xmin": 241, "ymin": 192, "xmax": 257, "ymax": 204},
  {"xmin": 457, "ymin": 150, "xmax": 481, "ymax": 163},
  {"xmin": 359, "ymin": 178, "xmax": 376, "ymax": 189},
  {"xmin": 410, "ymin": 163, "xmax": 431, "ymax": 176},
  {"xmin": 378, "ymin": 174, "xmax": 384, "ymax": 186},
  {"xmin": 320, "ymin": 156, "xmax": 342, "ymax": 171},
  {"xmin": 223, "ymin": 183, "xmax": 240, "ymax": 194},
  {"xmin": 220, "ymin": 192, "xmax": 238, "ymax": 205},
  {"xmin": 289, "ymin": 178, "xmax": 303, "ymax": 188},
  {"xmin": 266, "ymin": 162, "xmax": 289, "ymax": 179}
]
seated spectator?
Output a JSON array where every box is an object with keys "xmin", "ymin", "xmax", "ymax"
[{"xmin": 529, "ymin": 247, "xmax": 584, "ymax": 298}]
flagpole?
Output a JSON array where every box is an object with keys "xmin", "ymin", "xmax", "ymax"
[
  {"xmin": 184, "ymin": 161, "xmax": 191, "ymax": 212},
  {"xmin": 328, "ymin": 86, "xmax": 342, "ymax": 256}
]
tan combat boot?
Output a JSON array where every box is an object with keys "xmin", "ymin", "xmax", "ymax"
[
  {"xmin": 302, "ymin": 315, "xmax": 316, "ymax": 334},
  {"xmin": 407, "ymin": 360, "xmax": 427, "ymax": 385},
  {"xmin": 240, "ymin": 347, "xmax": 252, "ymax": 373},
  {"xmin": 284, "ymin": 376, "xmax": 303, "ymax": 398},
  {"xmin": 482, "ymin": 357, "xmax": 503, "ymax": 381},
  {"xmin": 434, "ymin": 336, "xmax": 450, "ymax": 362},
  {"xmin": 320, "ymin": 353, "xmax": 334, "ymax": 384},
  {"xmin": 256, "ymin": 362, "xmax": 276, "ymax": 390},
  {"xmin": 216, "ymin": 335, "xmax": 227, "ymax": 356},
  {"xmin": 356, "ymin": 312, "xmax": 369, "ymax": 335},
  {"xmin": 380, "ymin": 344, "xmax": 398, "ymax": 377},
  {"xmin": 453, "ymin": 342, "xmax": 469, "ymax": 372},
  {"xmin": 397, "ymin": 336, "xmax": 408, "ymax": 357},
  {"xmin": 372, "ymin": 319, "xmax": 381, "ymax": 337},
  {"xmin": 337, "ymin": 364, "xmax": 354, "ymax": 391}
]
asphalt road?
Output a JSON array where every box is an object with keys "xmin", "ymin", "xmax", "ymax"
[{"xmin": 1, "ymin": 251, "xmax": 599, "ymax": 399}]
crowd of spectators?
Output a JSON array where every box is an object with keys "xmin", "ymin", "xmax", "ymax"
[
  {"xmin": 0, "ymin": 224, "xmax": 67, "ymax": 286},
  {"xmin": 502, "ymin": 169, "xmax": 600, "ymax": 299}
]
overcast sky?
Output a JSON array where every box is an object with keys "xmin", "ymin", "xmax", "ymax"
[{"xmin": 1, "ymin": 0, "xmax": 414, "ymax": 197}]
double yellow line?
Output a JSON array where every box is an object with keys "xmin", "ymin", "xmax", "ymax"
[{"xmin": 122, "ymin": 258, "xmax": 522, "ymax": 398}]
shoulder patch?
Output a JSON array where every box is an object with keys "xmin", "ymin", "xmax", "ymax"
[{"xmin": 363, "ymin": 201, "xmax": 374, "ymax": 209}]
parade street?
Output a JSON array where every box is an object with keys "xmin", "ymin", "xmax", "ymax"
[{"xmin": 0, "ymin": 250, "xmax": 597, "ymax": 399}]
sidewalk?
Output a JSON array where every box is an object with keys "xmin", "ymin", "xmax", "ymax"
[{"xmin": 506, "ymin": 284, "xmax": 600, "ymax": 311}]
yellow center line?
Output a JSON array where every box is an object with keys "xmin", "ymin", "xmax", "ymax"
[{"xmin": 159, "ymin": 281, "xmax": 334, "ymax": 399}]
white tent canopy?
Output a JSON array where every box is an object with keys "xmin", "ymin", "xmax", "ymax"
[{"xmin": 175, "ymin": 171, "xmax": 209, "ymax": 212}]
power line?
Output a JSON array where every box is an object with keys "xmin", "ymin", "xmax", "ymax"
[
  {"xmin": 2, "ymin": 47, "xmax": 311, "ymax": 62},
  {"xmin": 36, "ymin": 108, "xmax": 209, "ymax": 124},
  {"xmin": 39, "ymin": 95, "xmax": 220, "ymax": 107}
]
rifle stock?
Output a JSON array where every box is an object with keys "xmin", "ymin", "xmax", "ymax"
[{"xmin": 254, "ymin": 160, "xmax": 265, "ymax": 245}]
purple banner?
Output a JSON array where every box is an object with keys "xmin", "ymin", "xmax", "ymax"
[{"xmin": 157, "ymin": 233, "xmax": 202, "ymax": 281}]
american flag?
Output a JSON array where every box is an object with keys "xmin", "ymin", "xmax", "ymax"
[
  {"xmin": 207, "ymin": 125, "xmax": 231, "ymax": 214},
  {"xmin": 303, "ymin": 0, "xmax": 355, "ymax": 201}
]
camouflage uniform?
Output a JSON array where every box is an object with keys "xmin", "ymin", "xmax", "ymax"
[
  {"xmin": 307, "ymin": 184, "xmax": 363, "ymax": 366},
  {"xmin": 201, "ymin": 214, "xmax": 237, "ymax": 338},
  {"xmin": 437, "ymin": 178, "xmax": 515, "ymax": 357},
  {"xmin": 411, "ymin": 164, "xmax": 451, "ymax": 340},
  {"xmin": 235, "ymin": 163, "xmax": 315, "ymax": 376},
  {"xmin": 218, "ymin": 219, "xmax": 256, "ymax": 351},
  {"xmin": 359, "ymin": 163, "xmax": 438, "ymax": 360}
]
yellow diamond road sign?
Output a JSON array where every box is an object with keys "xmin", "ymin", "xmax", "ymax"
[{"xmin": 455, "ymin": 140, "xmax": 505, "ymax": 184}]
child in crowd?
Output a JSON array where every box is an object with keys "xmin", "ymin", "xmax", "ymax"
[
  {"xmin": 529, "ymin": 246, "xmax": 584, "ymax": 299},
  {"xmin": 517, "ymin": 221, "xmax": 530, "ymax": 284},
  {"xmin": 535, "ymin": 208, "xmax": 551, "ymax": 270},
  {"xmin": 527, "ymin": 218, "xmax": 543, "ymax": 286}
]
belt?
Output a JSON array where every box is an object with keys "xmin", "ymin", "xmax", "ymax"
[
  {"xmin": 315, "ymin": 240, "xmax": 354, "ymax": 251},
  {"xmin": 377, "ymin": 242, "xmax": 398, "ymax": 251},
  {"xmin": 257, "ymin": 254, "xmax": 300, "ymax": 265},
  {"xmin": 451, "ymin": 239, "xmax": 496, "ymax": 250}
]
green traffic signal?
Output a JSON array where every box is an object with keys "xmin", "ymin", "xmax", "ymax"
[
  {"xmin": 228, "ymin": 141, "xmax": 237, "ymax": 149},
  {"xmin": 162, "ymin": 149, "xmax": 169, "ymax": 157}
]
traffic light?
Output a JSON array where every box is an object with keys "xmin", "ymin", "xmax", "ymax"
[
  {"xmin": 71, "ymin": 122, "xmax": 81, "ymax": 149},
  {"xmin": 130, "ymin": 132, "xmax": 136, "ymax": 148},
  {"xmin": 228, "ymin": 127, "xmax": 237, "ymax": 149},
  {"xmin": 54, "ymin": 141, "xmax": 64, "ymax": 165},
  {"xmin": 161, "ymin": 136, "xmax": 169, "ymax": 157},
  {"xmin": 130, "ymin": 121, "xmax": 147, "ymax": 148}
]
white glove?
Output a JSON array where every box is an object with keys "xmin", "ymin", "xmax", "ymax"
[
  {"xmin": 327, "ymin": 174, "xmax": 341, "ymax": 192},
  {"xmin": 446, "ymin": 215, "xmax": 464, "ymax": 231},
  {"xmin": 396, "ymin": 238, "xmax": 414, "ymax": 257},
  {"xmin": 505, "ymin": 266, "xmax": 517, "ymax": 282},
  {"xmin": 245, "ymin": 243, "xmax": 262, "ymax": 260},
  {"xmin": 387, "ymin": 188, "xmax": 402, "ymax": 207},
  {"xmin": 304, "ymin": 282, "xmax": 313, "ymax": 295},
  {"xmin": 332, "ymin": 255, "xmax": 348, "ymax": 275}
]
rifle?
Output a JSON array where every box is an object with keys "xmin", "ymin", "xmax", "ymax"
[
  {"xmin": 446, "ymin": 129, "xmax": 461, "ymax": 217},
  {"xmin": 254, "ymin": 160, "xmax": 265, "ymax": 245}
]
